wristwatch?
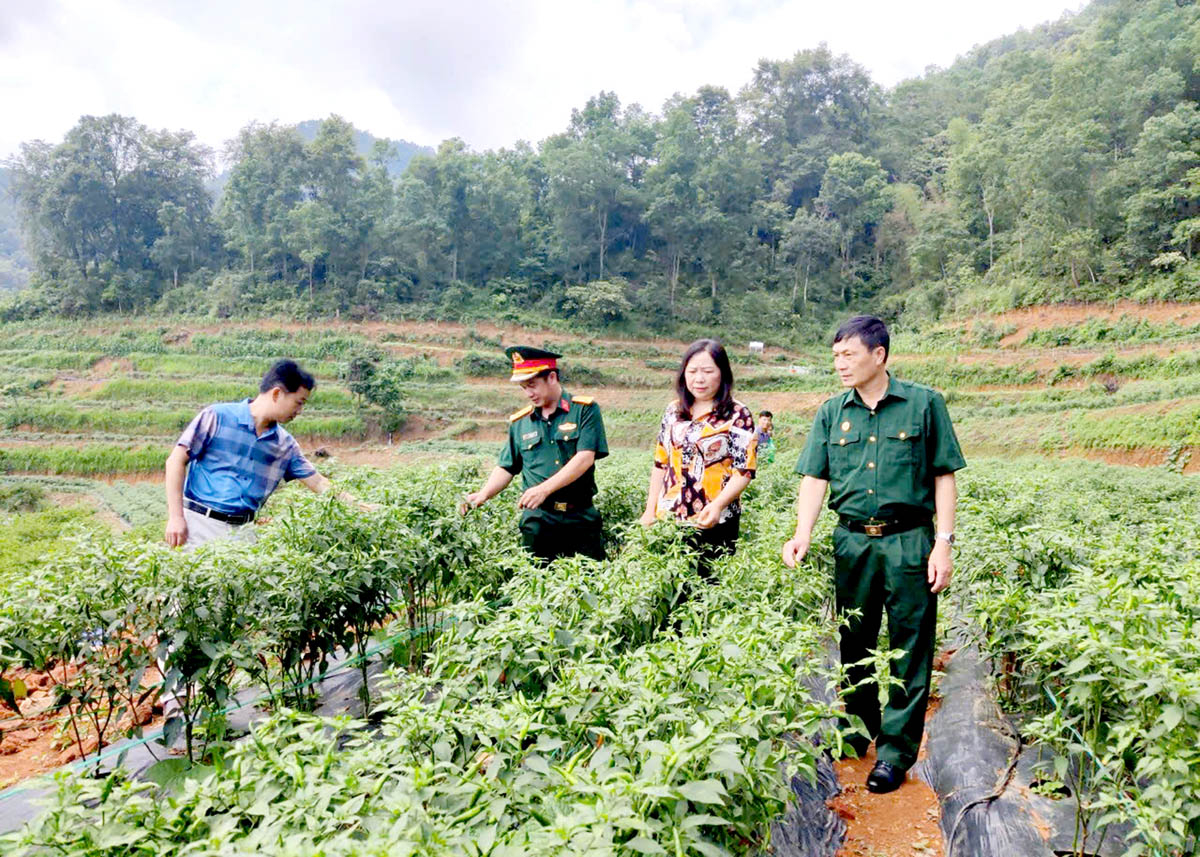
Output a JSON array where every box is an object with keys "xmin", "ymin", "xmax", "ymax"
[{"xmin": 936, "ymin": 532, "xmax": 956, "ymax": 546}]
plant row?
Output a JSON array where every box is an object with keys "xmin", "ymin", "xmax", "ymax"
[
  {"xmin": 0, "ymin": 463, "xmax": 516, "ymax": 766},
  {"xmin": 3, "ymin": 499, "xmax": 843, "ymax": 856},
  {"xmin": 952, "ymin": 460, "xmax": 1200, "ymax": 856}
]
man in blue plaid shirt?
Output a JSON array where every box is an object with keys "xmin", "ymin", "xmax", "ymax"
[{"xmin": 164, "ymin": 359, "xmax": 355, "ymax": 548}]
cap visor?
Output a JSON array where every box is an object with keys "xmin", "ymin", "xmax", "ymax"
[{"xmin": 510, "ymin": 370, "xmax": 540, "ymax": 382}]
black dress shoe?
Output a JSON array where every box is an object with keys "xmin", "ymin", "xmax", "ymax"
[{"xmin": 866, "ymin": 760, "xmax": 906, "ymax": 793}]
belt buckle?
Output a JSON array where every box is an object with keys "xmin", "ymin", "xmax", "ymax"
[
  {"xmin": 553, "ymin": 501, "xmax": 569, "ymax": 512},
  {"xmin": 864, "ymin": 519, "xmax": 885, "ymax": 537}
]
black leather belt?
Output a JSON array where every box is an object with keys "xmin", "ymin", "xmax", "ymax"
[
  {"xmin": 839, "ymin": 515, "xmax": 930, "ymax": 538},
  {"xmin": 548, "ymin": 500, "xmax": 591, "ymax": 513},
  {"xmin": 185, "ymin": 498, "xmax": 255, "ymax": 526}
]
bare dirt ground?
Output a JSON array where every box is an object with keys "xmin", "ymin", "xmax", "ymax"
[
  {"xmin": 48, "ymin": 490, "xmax": 130, "ymax": 531},
  {"xmin": 986, "ymin": 300, "xmax": 1200, "ymax": 347},
  {"xmin": 0, "ymin": 666, "xmax": 160, "ymax": 790},
  {"xmin": 1081, "ymin": 445, "xmax": 1199, "ymax": 473},
  {"xmin": 830, "ymin": 698, "xmax": 945, "ymax": 857}
]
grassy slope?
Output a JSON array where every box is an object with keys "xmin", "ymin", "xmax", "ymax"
[{"xmin": 0, "ymin": 305, "xmax": 1197, "ymax": 483}]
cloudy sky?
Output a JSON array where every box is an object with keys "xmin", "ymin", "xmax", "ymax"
[{"xmin": 1, "ymin": 0, "xmax": 1077, "ymax": 161}]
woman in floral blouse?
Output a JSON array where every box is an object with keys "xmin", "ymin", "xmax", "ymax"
[{"xmin": 640, "ymin": 339, "xmax": 758, "ymax": 573}]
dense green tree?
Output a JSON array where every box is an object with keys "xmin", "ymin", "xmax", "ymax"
[
  {"xmin": 815, "ymin": 152, "xmax": 890, "ymax": 301},
  {"xmin": 219, "ymin": 123, "xmax": 307, "ymax": 278},
  {"xmin": 6, "ymin": 0, "xmax": 1200, "ymax": 324},
  {"xmin": 782, "ymin": 209, "xmax": 839, "ymax": 312},
  {"xmin": 542, "ymin": 93, "xmax": 649, "ymax": 282},
  {"xmin": 9, "ymin": 114, "xmax": 213, "ymax": 312},
  {"xmin": 1121, "ymin": 102, "xmax": 1200, "ymax": 263},
  {"xmin": 740, "ymin": 46, "xmax": 878, "ymax": 210}
]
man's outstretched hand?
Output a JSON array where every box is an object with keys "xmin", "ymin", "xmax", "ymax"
[
  {"xmin": 165, "ymin": 514, "xmax": 188, "ymax": 548},
  {"xmin": 781, "ymin": 536, "xmax": 810, "ymax": 568}
]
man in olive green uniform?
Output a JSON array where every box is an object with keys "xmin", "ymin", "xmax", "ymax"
[
  {"xmin": 463, "ymin": 346, "xmax": 608, "ymax": 562},
  {"xmin": 782, "ymin": 316, "xmax": 965, "ymax": 794}
]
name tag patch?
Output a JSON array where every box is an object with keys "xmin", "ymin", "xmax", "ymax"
[
  {"xmin": 558, "ymin": 422, "xmax": 577, "ymax": 432},
  {"xmin": 522, "ymin": 431, "xmax": 539, "ymax": 440}
]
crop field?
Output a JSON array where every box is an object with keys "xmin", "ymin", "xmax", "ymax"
[{"xmin": 0, "ymin": 305, "xmax": 1198, "ymax": 855}]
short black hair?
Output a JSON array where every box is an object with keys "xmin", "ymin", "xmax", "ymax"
[
  {"xmin": 676, "ymin": 338, "xmax": 735, "ymax": 420},
  {"xmin": 833, "ymin": 316, "xmax": 890, "ymax": 359},
  {"xmin": 260, "ymin": 359, "xmax": 316, "ymax": 394},
  {"xmin": 758, "ymin": 410, "xmax": 773, "ymax": 419}
]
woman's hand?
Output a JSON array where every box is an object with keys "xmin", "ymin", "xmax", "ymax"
[
  {"xmin": 639, "ymin": 509, "xmax": 658, "ymax": 528},
  {"xmin": 694, "ymin": 503, "xmax": 723, "ymax": 529}
]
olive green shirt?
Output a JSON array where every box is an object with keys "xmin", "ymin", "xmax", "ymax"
[
  {"xmin": 795, "ymin": 375, "xmax": 965, "ymax": 521},
  {"xmin": 498, "ymin": 390, "xmax": 608, "ymax": 508}
]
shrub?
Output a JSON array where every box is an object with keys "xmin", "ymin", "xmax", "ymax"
[{"xmin": 562, "ymin": 279, "xmax": 632, "ymax": 326}]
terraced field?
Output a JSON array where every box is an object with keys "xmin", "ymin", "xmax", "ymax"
[{"xmin": 1, "ymin": 306, "xmax": 1198, "ymax": 855}]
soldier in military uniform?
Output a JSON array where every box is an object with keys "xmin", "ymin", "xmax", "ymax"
[
  {"xmin": 463, "ymin": 346, "xmax": 608, "ymax": 562},
  {"xmin": 781, "ymin": 316, "xmax": 966, "ymax": 794}
]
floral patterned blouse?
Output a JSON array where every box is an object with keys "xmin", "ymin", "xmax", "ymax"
[{"xmin": 653, "ymin": 400, "xmax": 758, "ymax": 524}]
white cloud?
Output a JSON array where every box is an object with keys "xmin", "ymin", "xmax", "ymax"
[{"xmin": 0, "ymin": 0, "xmax": 1078, "ymax": 161}]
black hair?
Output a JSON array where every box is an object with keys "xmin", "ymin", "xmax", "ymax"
[
  {"xmin": 260, "ymin": 359, "xmax": 316, "ymax": 394},
  {"xmin": 833, "ymin": 315, "xmax": 890, "ymax": 359},
  {"xmin": 758, "ymin": 410, "xmax": 773, "ymax": 419},
  {"xmin": 676, "ymin": 338, "xmax": 735, "ymax": 420}
]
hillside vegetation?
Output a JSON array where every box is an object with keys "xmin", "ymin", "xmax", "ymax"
[{"xmin": 3, "ymin": 0, "xmax": 1198, "ymax": 340}]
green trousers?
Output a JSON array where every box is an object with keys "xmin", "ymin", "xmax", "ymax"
[
  {"xmin": 833, "ymin": 524, "xmax": 937, "ymax": 770},
  {"xmin": 519, "ymin": 506, "xmax": 606, "ymax": 563}
]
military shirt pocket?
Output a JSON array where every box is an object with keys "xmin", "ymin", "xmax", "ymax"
[
  {"xmin": 555, "ymin": 425, "xmax": 580, "ymax": 458},
  {"xmin": 829, "ymin": 428, "xmax": 861, "ymax": 463},
  {"xmin": 885, "ymin": 425, "xmax": 922, "ymax": 465},
  {"xmin": 520, "ymin": 433, "xmax": 542, "ymax": 453}
]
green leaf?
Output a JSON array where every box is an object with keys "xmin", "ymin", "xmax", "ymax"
[
  {"xmin": 677, "ymin": 779, "xmax": 728, "ymax": 805},
  {"xmin": 145, "ymin": 758, "xmax": 213, "ymax": 792},
  {"xmin": 0, "ymin": 678, "xmax": 20, "ymax": 713},
  {"xmin": 1161, "ymin": 704, "xmax": 1183, "ymax": 732},
  {"xmin": 688, "ymin": 840, "xmax": 732, "ymax": 857},
  {"xmin": 523, "ymin": 754, "xmax": 550, "ymax": 775},
  {"xmin": 681, "ymin": 814, "xmax": 730, "ymax": 829},
  {"xmin": 637, "ymin": 785, "xmax": 676, "ymax": 799},
  {"xmin": 705, "ymin": 748, "xmax": 745, "ymax": 776},
  {"xmin": 624, "ymin": 836, "xmax": 667, "ymax": 854},
  {"xmin": 94, "ymin": 823, "xmax": 147, "ymax": 848}
]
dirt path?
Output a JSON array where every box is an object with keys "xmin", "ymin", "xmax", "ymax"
[
  {"xmin": 829, "ymin": 697, "xmax": 945, "ymax": 857},
  {"xmin": 831, "ymin": 752, "xmax": 943, "ymax": 856}
]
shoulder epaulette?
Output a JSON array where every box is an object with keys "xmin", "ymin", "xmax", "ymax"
[
  {"xmin": 509, "ymin": 405, "xmax": 534, "ymax": 422},
  {"xmin": 572, "ymin": 395, "xmax": 595, "ymax": 405}
]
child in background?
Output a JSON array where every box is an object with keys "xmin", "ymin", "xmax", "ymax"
[{"xmin": 756, "ymin": 410, "xmax": 775, "ymax": 465}]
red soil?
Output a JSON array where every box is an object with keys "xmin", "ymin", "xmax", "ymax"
[
  {"xmin": 830, "ymin": 699, "xmax": 945, "ymax": 857},
  {"xmin": 0, "ymin": 665, "xmax": 161, "ymax": 790}
]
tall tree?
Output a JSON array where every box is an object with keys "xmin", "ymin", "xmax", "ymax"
[
  {"xmin": 542, "ymin": 92, "xmax": 646, "ymax": 282},
  {"xmin": 220, "ymin": 123, "xmax": 307, "ymax": 277},
  {"xmin": 10, "ymin": 114, "xmax": 213, "ymax": 311},
  {"xmin": 740, "ymin": 45, "xmax": 879, "ymax": 210},
  {"xmin": 815, "ymin": 152, "xmax": 890, "ymax": 302}
]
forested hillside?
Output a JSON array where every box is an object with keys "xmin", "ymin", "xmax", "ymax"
[
  {"xmin": 0, "ymin": 169, "xmax": 31, "ymax": 291},
  {"xmin": 3, "ymin": 0, "xmax": 1197, "ymax": 337},
  {"xmin": 293, "ymin": 120, "xmax": 431, "ymax": 177}
]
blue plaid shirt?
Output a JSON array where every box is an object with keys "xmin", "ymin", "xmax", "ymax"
[{"xmin": 177, "ymin": 399, "xmax": 316, "ymax": 515}]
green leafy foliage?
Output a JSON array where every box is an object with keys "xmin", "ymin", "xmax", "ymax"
[
  {"xmin": 0, "ymin": 455, "xmax": 847, "ymax": 855},
  {"xmin": 953, "ymin": 460, "xmax": 1200, "ymax": 855},
  {"xmin": 6, "ymin": 2, "xmax": 1200, "ymax": 330}
]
